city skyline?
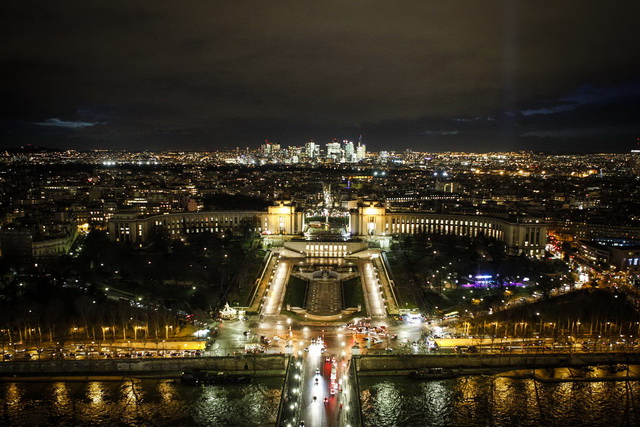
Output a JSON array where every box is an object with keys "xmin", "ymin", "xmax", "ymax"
[
  {"xmin": 1, "ymin": 1, "xmax": 640, "ymax": 153},
  {"xmin": 1, "ymin": 122, "xmax": 640, "ymax": 426}
]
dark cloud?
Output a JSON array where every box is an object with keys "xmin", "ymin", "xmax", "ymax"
[
  {"xmin": 522, "ymin": 81, "xmax": 640, "ymax": 117},
  {"xmin": 1, "ymin": 1, "xmax": 639, "ymax": 151},
  {"xmin": 36, "ymin": 118, "xmax": 101, "ymax": 128}
]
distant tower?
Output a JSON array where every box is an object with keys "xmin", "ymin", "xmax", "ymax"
[
  {"xmin": 261, "ymin": 140, "xmax": 273, "ymax": 155},
  {"xmin": 326, "ymin": 139, "xmax": 342, "ymax": 161},
  {"xmin": 343, "ymin": 139, "xmax": 355, "ymax": 162},
  {"xmin": 356, "ymin": 135, "xmax": 367, "ymax": 161},
  {"xmin": 305, "ymin": 140, "xmax": 318, "ymax": 159}
]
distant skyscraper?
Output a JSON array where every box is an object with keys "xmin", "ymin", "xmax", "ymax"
[
  {"xmin": 343, "ymin": 139, "xmax": 355, "ymax": 162},
  {"xmin": 288, "ymin": 146, "xmax": 303, "ymax": 164},
  {"xmin": 305, "ymin": 140, "xmax": 318, "ymax": 159},
  {"xmin": 261, "ymin": 140, "xmax": 273, "ymax": 155},
  {"xmin": 356, "ymin": 135, "xmax": 366, "ymax": 161},
  {"xmin": 326, "ymin": 139, "xmax": 342, "ymax": 161}
]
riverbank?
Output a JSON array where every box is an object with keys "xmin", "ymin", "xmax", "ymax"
[
  {"xmin": 0, "ymin": 354, "xmax": 288, "ymax": 377},
  {"xmin": 357, "ymin": 363, "xmax": 640, "ymax": 383},
  {"xmin": 499, "ymin": 365, "xmax": 640, "ymax": 383},
  {"xmin": 355, "ymin": 351, "xmax": 640, "ymax": 372},
  {"xmin": 0, "ymin": 369, "xmax": 286, "ymax": 382}
]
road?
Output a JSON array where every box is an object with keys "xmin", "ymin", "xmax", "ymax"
[
  {"xmin": 254, "ymin": 317, "xmax": 425, "ymax": 427},
  {"xmin": 295, "ymin": 331, "xmax": 351, "ymax": 427}
]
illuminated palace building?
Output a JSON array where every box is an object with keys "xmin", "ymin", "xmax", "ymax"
[{"xmin": 108, "ymin": 201, "xmax": 546, "ymax": 258}]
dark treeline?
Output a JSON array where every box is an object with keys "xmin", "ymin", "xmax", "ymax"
[{"xmin": 0, "ymin": 228, "xmax": 255, "ymax": 345}]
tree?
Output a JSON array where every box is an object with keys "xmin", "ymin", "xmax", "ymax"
[
  {"xmin": 535, "ymin": 275, "xmax": 555, "ymax": 299},
  {"xmin": 74, "ymin": 295, "xmax": 95, "ymax": 339},
  {"xmin": 45, "ymin": 299, "xmax": 65, "ymax": 342},
  {"xmin": 147, "ymin": 224, "xmax": 171, "ymax": 253},
  {"xmin": 239, "ymin": 217, "xmax": 258, "ymax": 239}
]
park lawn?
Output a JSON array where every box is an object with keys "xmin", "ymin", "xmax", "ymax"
[
  {"xmin": 395, "ymin": 286, "xmax": 419, "ymax": 310},
  {"xmin": 385, "ymin": 252, "xmax": 409, "ymax": 283},
  {"xmin": 283, "ymin": 275, "xmax": 308, "ymax": 309},
  {"xmin": 343, "ymin": 276, "xmax": 365, "ymax": 310},
  {"xmin": 234, "ymin": 251, "xmax": 268, "ymax": 306},
  {"xmin": 383, "ymin": 251, "xmax": 420, "ymax": 310}
]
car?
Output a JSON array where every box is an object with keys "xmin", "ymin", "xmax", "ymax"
[
  {"xmin": 304, "ymin": 347, "xmax": 309, "ymax": 352},
  {"xmin": 324, "ymin": 397, "xmax": 329, "ymax": 404},
  {"xmin": 385, "ymin": 347, "xmax": 393, "ymax": 352},
  {"xmin": 315, "ymin": 368, "xmax": 320, "ymax": 375}
]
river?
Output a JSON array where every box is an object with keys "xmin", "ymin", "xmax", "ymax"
[
  {"xmin": 0, "ymin": 378, "xmax": 282, "ymax": 426},
  {"xmin": 360, "ymin": 375, "xmax": 640, "ymax": 426},
  {"xmin": 3, "ymin": 375, "xmax": 640, "ymax": 426}
]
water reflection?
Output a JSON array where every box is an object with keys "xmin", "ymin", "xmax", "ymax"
[
  {"xmin": 87, "ymin": 381, "xmax": 105, "ymax": 405},
  {"xmin": 4, "ymin": 382, "xmax": 25, "ymax": 421},
  {"xmin": 361, "ymin": 376, "xmax": 640, "ymax": 427},
  {"xmin": 51, "ymin": 382, "xmax": 72, "ymax": 419},
  {"xmin": 0, "ymin": 378, "xmax": 281, "ymax": 426}
]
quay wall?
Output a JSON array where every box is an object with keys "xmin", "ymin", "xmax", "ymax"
[
  {"xmin": 0, "ymin": 355, "xmax": 287, "ymax": 377},
  {"xmin": 356, "ymin": 353, "xmax": 640, "ymax": 372}
]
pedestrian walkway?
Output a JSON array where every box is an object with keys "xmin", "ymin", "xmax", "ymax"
[
  {"xmin": 360, "ymin": 261, "xmax": 387, "ymax": 318},
  {"xmin": 306, "ymin": 278, "xmax": 342, "ymax": 315}
]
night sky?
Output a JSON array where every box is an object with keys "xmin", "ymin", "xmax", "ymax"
[{"xmin": 1, "ymin": 1, "xmax": 639, "ymax": 152}]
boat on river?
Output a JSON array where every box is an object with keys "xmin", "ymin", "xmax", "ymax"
[
  {"xmin": 409, "ymin": 368, "xmax": 458, "ymax": 380},
  {"xmin": 181, "ymin": 369, "xmax": 252, "ymax": 385}
]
